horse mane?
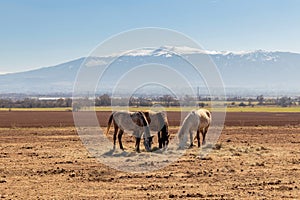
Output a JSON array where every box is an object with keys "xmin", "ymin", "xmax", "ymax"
[
  {"xmin": 142, "ymin": 111, "xmax": 151, "ymax": 124},
  {"xmin": 137, "ymin": 111, "xmax": 149, "ymax": 126}
]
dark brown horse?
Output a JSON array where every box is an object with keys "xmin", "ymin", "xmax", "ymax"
[
  {"xmin": 106, "ymin": 111, "xmax": 151, "ymax": 152},
  {"xmin": 142, "ymin": 111, "xmax": 169, "ymax": 149}
]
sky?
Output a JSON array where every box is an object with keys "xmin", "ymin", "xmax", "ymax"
[{"xmin": 0, "ymin": 0, "xmax": 300, "ymax": 74}]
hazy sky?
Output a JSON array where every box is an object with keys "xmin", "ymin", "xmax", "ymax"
[{"xmin": 1, "ymin": 0, "xmax": 300, "ymax": 74}]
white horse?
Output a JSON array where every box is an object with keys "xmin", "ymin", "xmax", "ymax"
[
  {"xmin": 142, "ymin": 111, "xmax": 169, "ymax": 149},
  {"xmin": 106, "ymin": 111, "xmax": 151, "ymax": 152},
  {"xmin": 178, "ymin": 109, "xmax": 211, "ymax": 148}
]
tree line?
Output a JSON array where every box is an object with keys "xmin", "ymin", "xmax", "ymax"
[
  {"xmin": 0, "ymin": 94, "xmax": 299, "ymax": 109},
  {"xmin": 0, "ymin": 94, "xmax": 180, "ymax": 108},
  {"xmin": 227, "ymin": 95, "xmax": 300, "ymax": 107}
]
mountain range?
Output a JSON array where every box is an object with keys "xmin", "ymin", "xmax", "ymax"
[{"xmin": 1, "ymin": 46, "xmax": 300, "ymax": 96}]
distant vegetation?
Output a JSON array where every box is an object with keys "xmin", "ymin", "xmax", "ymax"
[
  {"xmin": 0, "ymin": 97, "xmax": 73, "ymax": 109},
  {"xmin": 226, "ymin": 95, "xmax": 300, "ymax": 108},
  {"xmin": 0, "ymin": 94, "xmax": 299, "ymax": 111}
]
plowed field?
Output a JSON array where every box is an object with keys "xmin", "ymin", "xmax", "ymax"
[
  {"xmin": 1, "ymin": 111, "xmax": 300, "ymax": 128},
  {"xmin": 0, "ymin": 111, "xmax": 299, "ymax": 199}
]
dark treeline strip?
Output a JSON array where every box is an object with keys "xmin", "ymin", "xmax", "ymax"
[{"xmin": 0, "ymin": 94, "xmax": 299, "ymax": 109}]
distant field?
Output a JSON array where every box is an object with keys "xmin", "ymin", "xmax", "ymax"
[
  {"xmin": 225, "ymin": 106, "xmax": 300, "ymax": 112},
  {"xmin": 1, "ymin": 106, "xmax": 300, "ymax": 112}
]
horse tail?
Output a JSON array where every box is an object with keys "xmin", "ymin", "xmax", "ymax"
[
  {"xmin": 106, "ymin": 112, "xmax": 115, "ymax": 135},
  {"xmin": 164, "ymin": 120, "xmax": 169, "ymax": 139},
  {"xmin": 205, "ymin": 110, "xmax": 211, "ymax": 119},
  {"xmin": 205, "ymin": 110, "xmax": 212, "ymax": 129}
]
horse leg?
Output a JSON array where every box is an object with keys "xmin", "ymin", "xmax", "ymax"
[
  {"xmin": 132, "ymin": 130, "xmax": 140, "ymax": 152},
  {"xmin": 135, "ymin": 137, "xmax": 141, "ymax": 153},
  {"xmin": 118, "ymin": 129, "xmax": 124, "ymax": 150},
  {"xmin": 202, "ymin": 127, "xmax": 208, "ymax": 145},
  {"xmin": 158, "ymin": 131, "xmax": 162, "ymax": 149},
  {"xmin": 160, "ymin": 125, "xmax": 168, "ymax": 148},
  {"xmin": 163, "ymin": 125, "xmax": 169, "ymax": 148},
  {"xmin": 189, "ymin": 131, "xmax": 194, "ymax": 148},
  {"xmin": 196, "ymin": 130, "xmax": 201, "ymax": 147},
  {"xmin": 149, "ymin": 135, "xmax": 154, "ymax": 150},
  {"xmin": 113, "ymin": 126, "xmax": 118, "ymax": 149}
]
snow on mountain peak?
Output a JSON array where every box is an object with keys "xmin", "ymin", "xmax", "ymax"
[
  {"xmin": 88, "ymin": 46, "xmax": 281, "ymax": 63},
  {"xmin": 114, "ymin": 46, "xmax": 225, "ymax": 57},
  {"xmin": 120, "ymin": 46, "xmax": 278, "ymax": 57}
]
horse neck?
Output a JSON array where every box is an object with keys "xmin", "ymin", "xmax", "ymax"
[
  {"xmin": 143, "ymin": 125, "xmax": 150, "ymax": 137},
  {"xmin": 180, "ymin": 112, "xmax": 195, "ymax": 134},
  {"xmin": 138, "ymin": 112, "xmax": 151, "ymax": 138},
  {"xmin": 178, "ymin": 119, "xmax": 189, "ymax": 137}
]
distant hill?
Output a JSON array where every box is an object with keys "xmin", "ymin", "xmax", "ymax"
[
  {"xmin": 0, "ymin": 58, "xmax": 85, "ymax": 94},
  {"xmin": 1, "ymin": 47, "xmax": 300, "ymax": 96}
]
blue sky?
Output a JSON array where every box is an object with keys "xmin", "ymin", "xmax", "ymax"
[{"xmin": 0, "ymin": 0, "xmax": 300, "ymax": 74}]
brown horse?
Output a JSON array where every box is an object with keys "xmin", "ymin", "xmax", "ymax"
[
  {"xmin": 178, "ymin": 109, "xmax": 211, "ymax": 149},
  {"xmin": 142, "ymin": 111, "xmax": 169, "ymax": 149},
  {"xmin": 106, "ymin": 111, "xmax": 151, "ymax": 152}
]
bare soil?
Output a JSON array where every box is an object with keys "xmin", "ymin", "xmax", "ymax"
[
  {"xmin": 0, "ymin": 126, "xmax": 299, "ymax": 199},
  {"xmin": 1, "ymin": 111, "xmax": 300, "ymax": 128}
]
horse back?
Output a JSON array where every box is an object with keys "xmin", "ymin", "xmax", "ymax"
[
  {"xmin": 142, "ymin": 111, "xmax": 168, "ymax": 132},
  {"xmin": 197, "ymin": 109, "xmax": 211, "ymax": 129}
]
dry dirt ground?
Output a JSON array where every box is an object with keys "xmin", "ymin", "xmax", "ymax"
[{"xmin": 0, "ymin": 123, "xmax": 299, "ymax": 199}]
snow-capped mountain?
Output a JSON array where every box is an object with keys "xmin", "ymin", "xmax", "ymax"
[{"xmin": 1, "ymin": 47, "xmax": 300, "ymax": 95}]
